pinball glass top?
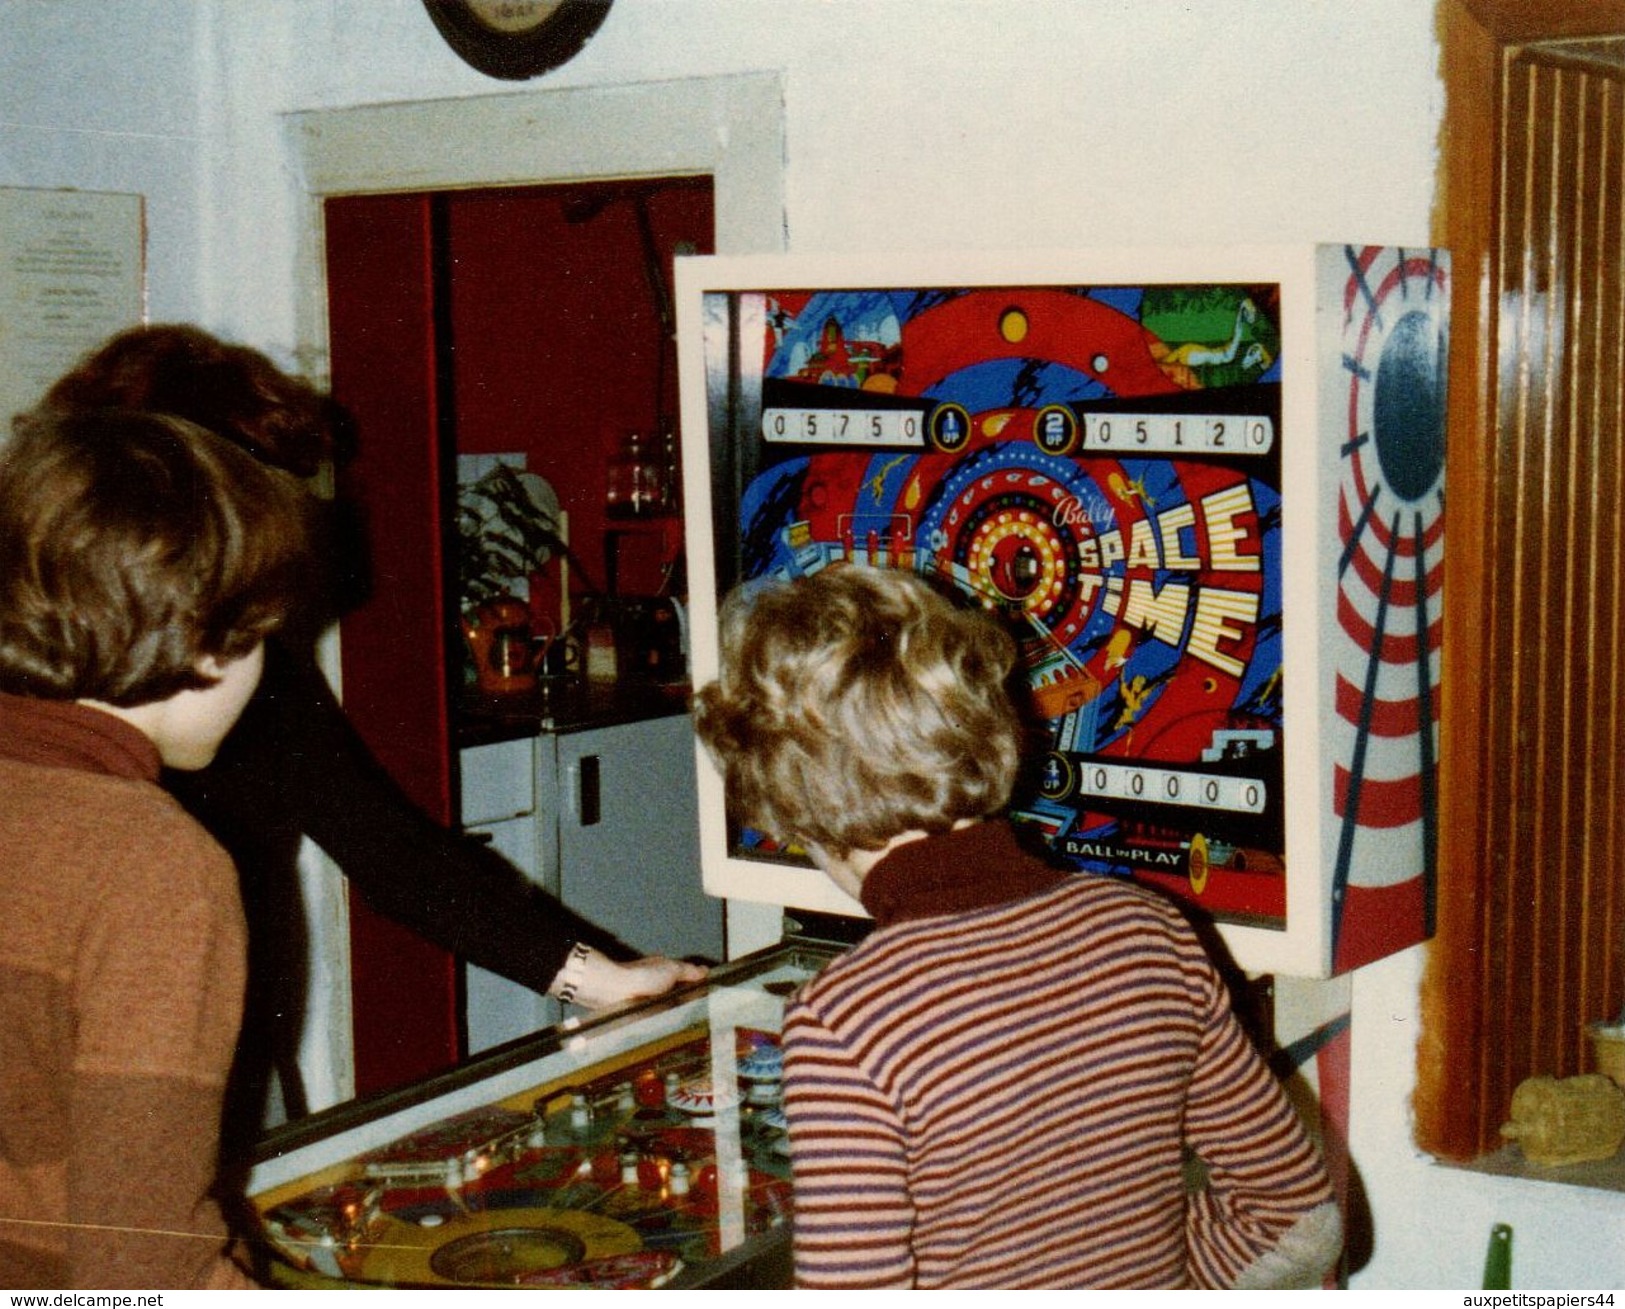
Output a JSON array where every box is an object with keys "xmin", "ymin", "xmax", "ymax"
[{"xmin": 245, "ymin": 941, "xmax": 838, "ymax": 1289}]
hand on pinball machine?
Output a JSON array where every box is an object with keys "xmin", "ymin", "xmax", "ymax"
[{"xmin": 551, "ymin": 945, "xmax": 708, "ymax": 1011}]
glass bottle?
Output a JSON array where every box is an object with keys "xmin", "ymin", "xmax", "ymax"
[{"xmin": 606, "ymin": 430, "xmax": 669, "ymax": 518}]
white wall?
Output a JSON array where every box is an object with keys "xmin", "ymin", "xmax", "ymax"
[
  {"xmin": 0, "ymin": 2, "xmax": 203, "ymax": 344},
  {"xmin": 3, "ymin": 0, "xmax": 1620, "ymax": 1289}
]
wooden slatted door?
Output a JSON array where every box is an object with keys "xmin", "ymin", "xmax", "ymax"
[{"xmin": 1422, "ymin": 27, "xmax": 1625, "ymax": 1159}]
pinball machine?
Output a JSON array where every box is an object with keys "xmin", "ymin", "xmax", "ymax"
[{"xmin": 670, "ymin": 247, "xmax": 1449, "ymax": 1287}]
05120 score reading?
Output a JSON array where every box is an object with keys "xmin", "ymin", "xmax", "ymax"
[{"xmin": 1081, "ymin": 412, "xmax": 1275, "ymax": 455}]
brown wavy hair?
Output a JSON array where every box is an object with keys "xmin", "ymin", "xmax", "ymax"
[
  {"xmin": 692, "ymin": 564, "xmax": 1021, "ymax": 860},
  {"xmin": 0, "ymin": 409, "xmax": 312, "ymax": 705},
  {"xmin": 35, "ymin": 323, "xmax": 346, "ymax": 478}
]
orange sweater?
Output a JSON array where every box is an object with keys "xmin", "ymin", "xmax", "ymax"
[{"xmin": 0, "ymin": 695, "xmax": 254, "ymax": 1289}]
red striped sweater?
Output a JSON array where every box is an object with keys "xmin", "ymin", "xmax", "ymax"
[{"xmin": 781, "ymin": 820, "xmax": 1340, "ymax": 1289}]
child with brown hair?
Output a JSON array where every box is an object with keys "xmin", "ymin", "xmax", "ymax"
[
  {"xmin": 0, "ymin": 408, "xmax": 311, "ymax": 1288},
  {"xmin": 693, "ymin": 563, "xmax": 1341, "ymax": 1289},
  {"xmin": 36, "ymin": 325, "xmax": 703, "ymax": 1150}
]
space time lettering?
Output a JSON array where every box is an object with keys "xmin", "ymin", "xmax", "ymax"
[{"xmin": 1054, "ymin": 482, "xmax": 1264, "ymax": 678}]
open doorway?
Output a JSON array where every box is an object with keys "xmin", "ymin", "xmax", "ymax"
[
  {"xmin": 281, "ymin": 76, "xmax": 785, "ymax": 1109},
  {"xmin": 323, "ymin": 174, "xmax": 714, "ymax": 1096}
]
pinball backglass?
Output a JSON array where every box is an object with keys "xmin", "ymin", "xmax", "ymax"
[{"xmin": 677, "ymin": 246, "xmax": 1446, "ymax": 977}]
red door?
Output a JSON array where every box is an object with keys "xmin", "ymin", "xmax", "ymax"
[{"xmin": 325, "ymin": 192, "xmax": 461, "ymax": 1096}]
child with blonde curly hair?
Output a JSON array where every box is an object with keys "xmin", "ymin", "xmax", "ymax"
[{"xmin": 694, "ymin": 563, "xmax": 1340, "ymax": 1289}]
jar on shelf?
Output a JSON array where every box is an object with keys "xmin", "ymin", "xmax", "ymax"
[{"xmin": 605, "ymin": 430, "xmax": 670, "ymax": 518}]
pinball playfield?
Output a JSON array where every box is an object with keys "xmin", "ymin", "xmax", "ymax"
[{"xmin": 246, "ymin": 943, "xmax": 836, "ymax": 1289}]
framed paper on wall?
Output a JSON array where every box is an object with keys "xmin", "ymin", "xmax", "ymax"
[{"xmin": 0, "ymin": 187, "xmax": 145, "ymax": 433}]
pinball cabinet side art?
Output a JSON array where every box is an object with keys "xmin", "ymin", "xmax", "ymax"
[
  {"xmin": 676, "ymin": 245, "xmax": 1448, "ymax": 980},
  {"xmin": 244, "ymin": 943, "xmax": 838, "ymax": 1289}
]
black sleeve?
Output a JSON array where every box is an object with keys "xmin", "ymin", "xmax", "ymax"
[{"xmin": 167, "ymin": 641, "xmax": 636, "ymax": 998}]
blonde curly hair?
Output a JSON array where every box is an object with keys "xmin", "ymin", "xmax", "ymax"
[{"xmin": 693, "ymin": 564, "xmax": 1021, "ymax": 860}]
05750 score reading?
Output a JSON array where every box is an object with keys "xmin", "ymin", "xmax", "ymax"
[{"xmin": 762, "ymin": 407, "xmax": 923, "ymax": 446}]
